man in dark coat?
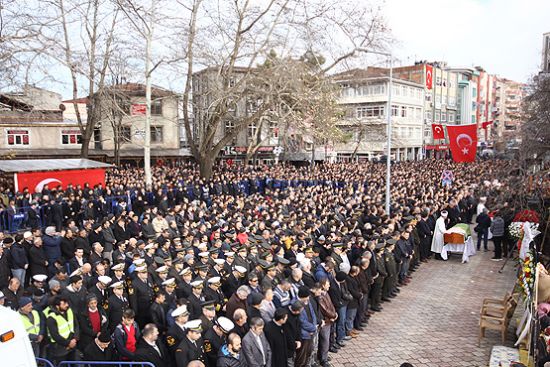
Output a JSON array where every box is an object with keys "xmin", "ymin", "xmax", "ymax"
[
  {"xmin": 28, "ymin": 237, "xmax": 48, "ymax": 278},
  {"xmin": 203, "ymin": 316, "xmax": 234, "ymax": 367},
  {"xmin": 107, "ymin": 281, "xmax": 129, "ymax": 333},
  {"xmin": 135, "ymin": 323, "xmax": 172, "ymax": 367},
  {"xmin": 150, "ymin": 292, "xmax": 167, "ymax": 334},
  {"xmin": 264, "ymin": 308, "xmax": 289, "ymax": 367},
  {"xmin": 174, "ymin": 319, "xmax": 205, "ymax": 367},
  {"xmin": 82, "ymin": 332, "xmax": 115, "ymax": 366}
]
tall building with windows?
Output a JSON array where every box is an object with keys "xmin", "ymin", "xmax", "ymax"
[
  {"xmin": 492, "ymin": 77, "xmax": 526, "ymax": 144},
  {"xmin": 542, "ymin": 32, "xmax": 550, "ymax": 74},
  {"xmin": 333, "ymin": 68, "xmax": 424, "ymax": 161}
]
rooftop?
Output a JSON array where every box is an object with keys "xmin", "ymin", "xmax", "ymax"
[{"xmin": 0, "ymin": 158, "xmax": 112, "ymax": 173}]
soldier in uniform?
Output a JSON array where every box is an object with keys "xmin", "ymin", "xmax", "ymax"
[
  {"xmin": 209, "ymin": 258, "xmax": 226, "ymax": 280},
  {"xmin": 203, "ymin": 276, "xmax": 227, "ymax": 314},
  {"xmin": 199, "ymin": 300, "xmax": 217, "ymax": 332},
  {"xmin": 152, "ymin": 265, "xmax": 169, "ymax": 293},
  {"xmin": 165, "ymin": 304, "xmax": 189, "ymax": 355},
  {"xmin": 233, "ymin": 246, "xmax": 251, "ymax": 274},
  {"xmin": 222, "ymin": 265, "xmax": 246, "ymax": 298},
  {"xmin": 370, "ymin": 241, "xmax": 386, "ymax": 312},
  {"xmin": 222, "ymin": 252, "xmax": 235, "ymax": 275},
  {"xmin": 176, "ymin": 267, "xmax": 193, "ymax": 299},
  {"xmin": 107, "ymin": 280, "xmax": 129, "ymax": 333},
  {"xmin": 187, "ymin": 279, "xmax": 206, "ymax": 319},
  {"xmin": 128, "ymin": 264, "xmax": 154, "ymax": 327},
  {"xmin": 203, "ymin": 316, "xmax": 234, "ymax": 367},
  {"xmin": 382, "ymin": 239, "xmax": 397, "ymax": 301},
  {"xmin": 195, "ymin": 264, "xmax": 209, "ymax": 282},
  {"xmin": 161, "ymin": 278, "xmax": 178, "ymax": 312},
  {"xmin": 110, "ymin": 263, "xmax": 126, "ymax": 285},
  {"xmin": 260, "ymin": 262, "xmax": 277, "ymax": 291},
  {"xmin": 174, "ymin": 319, "xmax": 205, "ymax": 367},
  {"xmin": 89, "ymin": 275, "xmax": 112, "ymax": 312}
]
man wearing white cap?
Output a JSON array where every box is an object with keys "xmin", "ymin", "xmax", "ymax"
[
  {"xmin": 165, "ymin": 304, "xmax": 189, "ymax": 354},
  {"xmin": 129, "ymin": 265, "xmax": 154, "ymax": 327},
  {"xmin": 431, "ymin": 210, "xmax": 448, "ymax": 259},
  {"xmin": 174, "ymin": 319, "xmax": 205, "ymax": 367},
  {"xmin": 90, "ymin": 275, "xmax": 112, "ymax": 310},
  {"xmin": 203, "ymin": 316, "xmax": 235, "ymax": 367},
  {"xmin": 107, "ymin": 281, "xmax": 129, "ymax": 333},
  {"xmin": 204, "ymin": 276, "xmax": 226, "ymax": 313}
]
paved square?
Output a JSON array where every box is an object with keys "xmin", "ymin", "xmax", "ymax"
[{"xmin": 330, "ymin": 245, "xmax": 519, "ymax": 367}]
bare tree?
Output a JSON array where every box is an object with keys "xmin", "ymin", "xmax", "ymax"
[{"xmin": 180, "ymin": 0, "xmax": 388, "ymax": 178}]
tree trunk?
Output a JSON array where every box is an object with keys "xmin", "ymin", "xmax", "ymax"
[
  {"xmin": 80, "ymin": 135, "xmax": 91, "ymax": 158},
  {"xmin": 199, "ymin": 154, "xmax": 215, "ymax": 180}
]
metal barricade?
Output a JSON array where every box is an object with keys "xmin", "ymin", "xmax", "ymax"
[
  {"xmin": 36, "ymin": 357, "xmax": 57, "ymax": 367},
  {"xmin": 58, "ymin": 361, "xmax": 156, "ymax": 367}
]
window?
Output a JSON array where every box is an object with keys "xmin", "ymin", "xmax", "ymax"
[
  {"xmin": 225, "ymin": 120, "xmax": 235, "ymax": 134},
  {"xmin": 247, "ymin": 123, "xmax": 257, "ymax": 139},
  {"xmin": 408, "ymin": 127, "xmax": 414, "ymax": 137},
  {"xmin": 151, "ymin": 126, "xmax": 163, "ymax": 143},
  {"xmin": 408, "ymin": 107, "xmax": 414, "ymax": 119},
  {"xmin": 424, "ymin": 111, "xmax": 432, "ymax": 122},
  {"xmin": 441, "ymin": 112, "xmax": 447, "ymax": 122},
  {"xmin": 448, "ymin": 96, "xmax": 456, "ymax": 107},
  {"xmin": 435, "ymin": 110, "xmax": 441, "ymax": 122},
  {"xmin": 121, "ymin": 126, "xmax": 132, "ymax": 142},
  {"xmin": 151, "ymin": 100, "xmax": 163, "ymax": 116},
  {"xmin": 391, "ymin": 105, "xmax": 399, "ymax": 117},
  {"xmin": 448, "ymin": 112, "xmax": 455, "ymax": 123},
  {"xmin": 393, "ymin": 86, "xmax": 400, "ymax": 96},
  {"xmin": 415, "ymin": 108, "xmax": 422, "ymax": 120},
  {"xmin": 400, "ymin": 106, "xmax": 406, "ymax": 118},
  {"xmin": 401, "ymin": 86, "xmax": 407, "ymax": 96},
  {"xmin": 269, "ymin": 121, "xmax": 279, "ymax": 138},
  {"xmin": 356, "ymin": 105, "xmax": 385, "ymax": 118},
  {"xmin": 61, "ymin": 130, "xmax": 82, "ymax": 145},
  {"xmin": 7, "ymin": 129, "xmax": 30, "ymax": 146}
]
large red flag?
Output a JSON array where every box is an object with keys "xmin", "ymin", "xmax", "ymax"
[
  {"xmin": 431, "ymin": 124, "xmax": 445, "ymax": 139},
  {"xmin": 425, "ymin": 65, "xmax": 433, "ymax": 90},
  {"xmin": 446, "ymin": 124, "xmax": 478, "ymax": 162}
]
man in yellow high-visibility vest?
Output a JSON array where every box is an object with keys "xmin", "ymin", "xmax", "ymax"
[
  {"xmin": 46, "ymin": 296, "xmax": 79, "ymax": 365},
  {"xmin": 19, "ymin": 297, "xmax": 44, "ymax": 357}
]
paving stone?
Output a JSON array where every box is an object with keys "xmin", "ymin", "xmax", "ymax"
[{"xmin": 330, "ymin": 241, "xmax": 518, "ymax": 367}]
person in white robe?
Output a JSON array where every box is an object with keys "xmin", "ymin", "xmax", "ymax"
[{"xmin": 431, "ymin": 210, "xmax": 448, "ymax": 256}]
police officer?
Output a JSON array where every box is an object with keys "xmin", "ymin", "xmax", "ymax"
[
  {"xmin": 203, "ymin": 316, "xmax": 234, "ymax": 367},
  {"xmin": 174, "ymin": 319, "xmax": 205, "ymax": 367},
  {"xmin": 203, "ymin": 276, "xmax": 227, "ymax": 314},
  {"xmin": 19, "ymin": 297, "xmax": 44, "ymax": 356}
]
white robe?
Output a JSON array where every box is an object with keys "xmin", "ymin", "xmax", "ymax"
[{"xmin": 431, "ymin": 217, "xmax": 447, "ymax": 253}]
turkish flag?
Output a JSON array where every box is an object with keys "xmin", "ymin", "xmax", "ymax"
[
  {"xmin": 481, "ymin": 120, "xmax": 493, "ymax": 129},
  {"xmin": 431, "ymin": 124, "xmax": 445, "ymax": 139},
  {"xmin": 426, "ymin": 65, "xmax": 433, "ymax": 90},
  {"xmin": 446, "ymin": 124, "xmax": 478, "ymax": 163}
]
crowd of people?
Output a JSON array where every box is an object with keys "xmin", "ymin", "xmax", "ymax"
[{"xmin": 0, "ymin": 159, "xmax": 520, "ymax": 367}]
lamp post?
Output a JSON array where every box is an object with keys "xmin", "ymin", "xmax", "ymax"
[{"xmin": 357, "ymin": 49, "xmax": 393, "ymax": 214}]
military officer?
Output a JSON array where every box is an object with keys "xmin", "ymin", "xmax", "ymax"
[
  {"xmin": 203, "ymin": 316, "xmax": 234, "ymax": 367},
  {"xmin": 382, "ymin": 239, "xmax": 398, "ymax": 301},
  {"xmin": 203, "ymin": 276, "xmax": 227, "ymax": 314},
  {"xmin": 370, "ymin": 241, "xmax": 386, "ymax": 312},
  {"xmin": 187, "ymin": 279, "xmax": 206, "ymax": 320},
  {"xmin": 107, "ymin": 281, "xmax": 129, "ymax": 333},
  {"xmin": 129, "ymin": 264, "xmax": 154, "ymax": 327},
  {"xmin": 176, "ymin": 267, "xmax": 193, "ymax": 299},
  {"xmin": 174, "ymin": 319, "xmax": 205, "ymax": 367},
  {"xmin": 165, "ymin": 304, "xmax": 189, "ymax": 355},
  {"xmin": 199, "ymin": 300, "xmax": 216, "ymax": 332}
]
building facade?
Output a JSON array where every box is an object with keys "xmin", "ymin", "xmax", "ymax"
[
  {"xmin": 0, "ymin": 84, "xmax": 182, "ymax": 161},
  {"xmin": 333, "ymin": 68, "xmax": 424, "ymax": 161},
  {"xmin": 492, "ymin": 77, "xmax": 526, "ymax": 145}
]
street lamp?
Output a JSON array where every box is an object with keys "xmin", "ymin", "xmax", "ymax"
[{"xmin": 356, "ymin": 48, "xmax": 393, "ymax": 214}]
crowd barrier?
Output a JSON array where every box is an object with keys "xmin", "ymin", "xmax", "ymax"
[
  {"xmin": 1, "ymin": 178, "xmax": 358, "ymax": 233},
  {"xmin": 36, "ymin": 358, "xmax": 56, "ymax": 367},
  {"xmin": 36, "ymin": 359, "xmax": 156, "ymax": 367},
  {"xmin": 58, "ymin": 361, "xmax": 155, "ymax": 367}
]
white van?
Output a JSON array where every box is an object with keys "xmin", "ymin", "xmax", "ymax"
[{"xmin": 0, "ymin": 306, "xmax": 38, "ymax": 367}]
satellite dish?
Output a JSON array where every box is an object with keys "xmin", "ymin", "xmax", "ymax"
[{"xmin": 59, "ymin": 104, "xmax": 66, "ymax": 111}]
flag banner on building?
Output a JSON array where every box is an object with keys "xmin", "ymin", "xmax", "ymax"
[
  {"xmin": 481, "ymin": 120, "xmax": 493, "ymax": 129},
  {"xmin": 446, "ymin": 124, "xmax": 478, "ymax": 163},
  {"xmin": 431, "ymin": 124, "xmax": 445, "ymax": 139},
  {"xmin": 425, "ymin": 64, "xmax": 433, "ymax": 90}
]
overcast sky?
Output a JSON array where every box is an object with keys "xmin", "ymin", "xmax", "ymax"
[{"xmin": 383, "ymin": 0, "xmax": 549, "ymax": 82}]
